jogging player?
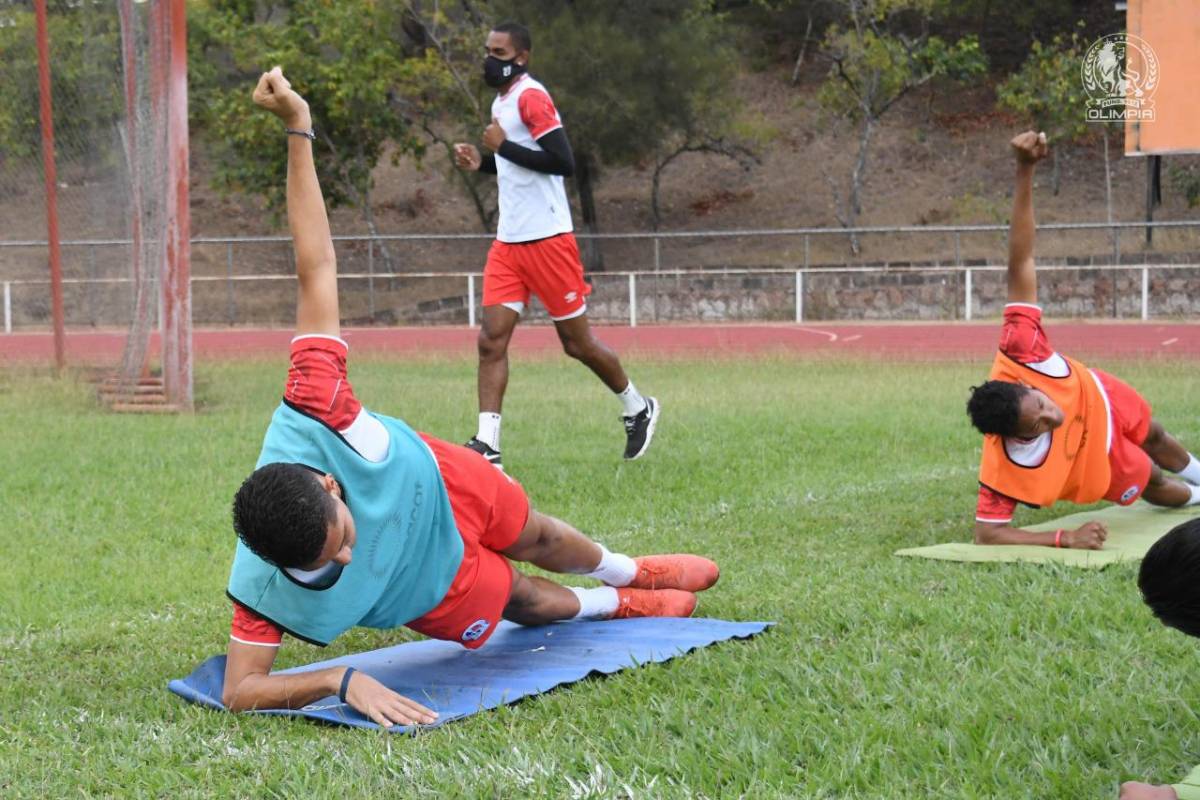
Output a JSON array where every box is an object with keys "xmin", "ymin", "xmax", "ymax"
[
  {"xmin": 221, "ymin": 68, "xmax": 719, "ymax": 728},
  {"xmin": 966, "ymin": 131, "xmax": 1200, "ymax": 550},
  {"xmin": 453, "ymin": 21, "xmax": 659, "ymax": 468}
]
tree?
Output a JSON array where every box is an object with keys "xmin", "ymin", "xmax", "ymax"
[
  {"xmin": 996, "ymin": 30, "xmax": 1098, "ymax": 197},
  {"xmin": 997, "ymin": 30, "xmax": 1121, "ymax": 254},
  {"xmin": 189, "ymin": 0, "xmax": 422, "ymax": 270},
  {"xmin": 816, "ymin": 0, "xmax": 986, "ymax": 252},
  {"xmin": 0, "ymin": 2, "xmax": 124, "ymax": 187},
  {"xmin": 388, "ymin": 0, "xmax": 498, "ymax": 232}
]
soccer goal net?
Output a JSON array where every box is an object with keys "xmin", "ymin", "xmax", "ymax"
[{"xmin": 1, "ymin": 0, "xmax": 191, "ymax": 410}]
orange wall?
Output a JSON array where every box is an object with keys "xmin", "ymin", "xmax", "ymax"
[{"xmin": 1125, "ymin": 0, "xmax": 1200, "ymax": 155}]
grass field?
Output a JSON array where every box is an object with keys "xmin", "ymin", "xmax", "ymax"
[{"xmin": 3, "ymin": 353, "xmax": 1200, "ymax": 798}]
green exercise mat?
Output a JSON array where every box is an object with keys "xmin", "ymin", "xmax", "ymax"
[
  {"xmin": 894, "ymin": 502, "xmax": 1200, "ymax": 569},
  {"xmin": 1175, "ymin": 764, "xmax": 1200, "ymax": 800}
]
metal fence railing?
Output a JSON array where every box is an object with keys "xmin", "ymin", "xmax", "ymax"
[
  {"xmin": 4, "ymin": 262, "xmax": 1200, "ymax": 333},
  {"xmin": 3, "ymin": 221, "xmax": 1200, "ymax": 331}
]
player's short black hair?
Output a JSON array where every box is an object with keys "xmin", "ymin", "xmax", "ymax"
[
  {"xmin": 492, "ymin": 21, "xmax": 531, "ymax": 52},
  {"xmin": 1139, "ymin": 519, "xmax": 1200, "ymax": 638},
  {"xmin": 232, "ymin": 463, "xmax": 335, "ymax": 568},
  {"xmin": 966, "ymin": 380, "xmax": 1028, "ymax": 436}
]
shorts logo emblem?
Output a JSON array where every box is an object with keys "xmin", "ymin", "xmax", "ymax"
[
  {"xmin": 565, "ymin": 291, "xmax": 577, "ymax": 302},
  {"xmin": 1120, "ymin": 485, "xmax": 1140, "ymax": 504},
  {"xmin": 462, "ymin": 618, "xmax": 490, "ymax": 642}
]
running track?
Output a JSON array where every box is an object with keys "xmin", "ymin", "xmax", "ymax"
[{"xmin": 3, "ymin": 323, "xmax": 1199, "ymax": 364}]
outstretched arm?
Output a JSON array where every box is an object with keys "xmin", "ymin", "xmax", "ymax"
[
  {"xmin": 252, "ymin": 67, "xmax": 339, "ymax": 338},
  {"xmin": 973, "ymin": 519, "xmax": 1108, "ymax": 549},
  {"xmin": 1006, "ymin": 131, "xmax": 1048, "ymax": 305},
  {"xmin": 221, "ymin": 638, "xmax": 438, "ymax": 728}
]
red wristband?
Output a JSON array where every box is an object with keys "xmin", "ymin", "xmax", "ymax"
[{"xmin": 1054, "ymin": 529, "xmax": 1064, "ymax": 548}]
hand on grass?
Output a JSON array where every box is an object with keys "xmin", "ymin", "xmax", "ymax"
[
  {"xmin": 1119, "ymin": 781, "xmax": 1179, "ymax": 799},
  {"xmin": 252, "ymin": 66, "xmax": 311, "ymax": 130},
  {"xmin": 343, "ymin": 668, "xmax": 438, "ymax": 729},
  {"xmin": 1064, "ymin": 521, "xmax": 1107, "ymax": 550},
  {"xmin": 482, "ymin": 117, "xmax": 507, "ymax": 151},
  {"xmin": 453, "ymin": 143, "xmax": 482, "ymax": 171},
  {"xmin": 1010, "ymin": 130, "xmax": 1048, "ymax": 165}
]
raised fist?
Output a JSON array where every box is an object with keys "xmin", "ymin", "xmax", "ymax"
[
  {"xmin": 252, "ymin": 66, "xmax": 310, "ymax": 128},
  {"xmin": 1010, "ymin": 130, "xmax": 1049, "ymax": 165}
]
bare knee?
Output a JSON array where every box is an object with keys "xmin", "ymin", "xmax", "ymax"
[
  {"xmin": 1142, "ymin": 420, "xmax": 1166, "ymax": 450},
  {"xmin": 478, "ymin": 328, "xmax": 509, "ymax": 362},
  {"xmin": 559, "ymin": 332, "xmax": 593, "ymax": 361},
  {"xmin": 1142, "ymin": 465, "xmax": 1186, "ymax": 507},
  {"xmin": 505, "ymin": 511, "xmax": 561, "ymax": 562},
  {"xmin": 503, "ymin": 572, "xmax": 574, "ymax": 625}
]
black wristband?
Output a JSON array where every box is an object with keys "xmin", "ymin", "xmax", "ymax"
[
  {"xmin": 285, "ymin": 127, "xmax": 316, "ymax": 141},
  {"xmin": 338, "ymin": 666, "xmax": 357, "ymax": 703}
]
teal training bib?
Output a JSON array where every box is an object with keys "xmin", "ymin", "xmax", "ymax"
[{"xmin": 227, "ymin": 403, "xmax": 463, "ymax": 645}]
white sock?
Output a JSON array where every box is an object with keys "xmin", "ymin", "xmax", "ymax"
[
  {"xmin": 1186, "ymin": 483, "xmax": 1200, "ymax": 506},
  {"xmin": 476, "ymin": 412, "xmax": 501, "ymax": 451},
  {"xmin": 1177, "ymin": 454, "xmax": 1200, "ymax": 485},
  {"xmin": 584, "ymin": 544, "xmax": 638, "ymax": 587},
  {"xmin": 570, "ymin": 586, "xmax": 620, "ymax": 620},
  {"xmin": 617, "ymin": 382, "xmax": 647, "ymax": 417}
]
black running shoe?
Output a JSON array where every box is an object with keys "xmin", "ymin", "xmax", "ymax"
[
  {"xmin": 622, "ymin": 397, "xmax": 660, "ymax": 460},
  {"xmin": 464, "ymin": 437, "xmax": 503, "ymax": 470}
]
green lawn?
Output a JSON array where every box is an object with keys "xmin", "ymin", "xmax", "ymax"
[{"xmin": 2, "ymin": 354, "xmax": 1200, "ymax": 798}]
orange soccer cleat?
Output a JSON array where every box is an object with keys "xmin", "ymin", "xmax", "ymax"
[
  {"xmin": 627, "ymin": 555, "xmax": 720, "ymax": 592},
  {"xmin": 612, "ymin": 588, "xmax": 698, "ymax": 619}
]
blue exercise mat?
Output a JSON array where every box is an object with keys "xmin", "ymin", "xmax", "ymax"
[{"xmin": 169, "ymin": 617, "xmax": 770, "ymax": 732}]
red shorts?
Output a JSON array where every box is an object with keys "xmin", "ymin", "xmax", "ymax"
[
  {"xmin": 482, "ymin": 232, "xmax": 592, "ymax": 320},
  {"xmin": 406, "ymin": 435, "xmax": 531, "ymax": 649},
  {"xmin": 1096, "ymin": 369, "xmax": 1154, "ymax": 505}
]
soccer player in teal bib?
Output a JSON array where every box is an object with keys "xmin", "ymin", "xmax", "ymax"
[{"xmin": 221, "ymin": 69, "xmax": 720, "ymax": 729}]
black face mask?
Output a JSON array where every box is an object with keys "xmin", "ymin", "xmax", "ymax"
[{"xmin": 483, "ymin": 54, "xmax": 526, "ymax": 88}]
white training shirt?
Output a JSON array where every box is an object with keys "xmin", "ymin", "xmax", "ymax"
[{"xmin": 491, "ymin": 74, "xmax": 573, "ymax": 243}]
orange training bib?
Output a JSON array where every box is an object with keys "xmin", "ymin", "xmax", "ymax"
[{"xmin": 977, "ymin": 351, "xmax": 1111, "ymax": 508}]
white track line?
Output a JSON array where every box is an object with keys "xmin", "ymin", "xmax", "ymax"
[
  {"xmin": 794, "ymin": 327, "xmax": 839, "ymax": 342},
  {"xmin": 1163, "ymin": 338, "xmax": 1179, "ymax": 346}
]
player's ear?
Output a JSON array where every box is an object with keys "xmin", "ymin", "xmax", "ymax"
[{"xmin": 319, "ymin": 473, "xmax": 341, "ymax": 498}]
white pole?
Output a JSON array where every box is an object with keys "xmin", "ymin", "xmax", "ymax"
[
  {"xmin": 964, "ymin": 268, "xmax": 973, "ymax": 321},
  {"xmin": 628, "ymin": 273, "xmax": 637, "ymax": 327},
  {"xmin": 3, "ymin": 281, "xmax": 10, "ymax": 334},
  {"xmin": 795, "ymin": 270, "xmax": 803, "ymax": 322},
  {"xmin": 1141, "ymin": 266, "xmax": 1149, "ymax": 321},
  {"xmin": 467, "ymin": 274, "xmax": 476, "ymax": 327}
]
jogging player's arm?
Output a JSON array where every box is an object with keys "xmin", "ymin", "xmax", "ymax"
[
  {"xmin": 221, "ymin": 640, "xmax": 438, "ymax": 728},
  {"xmin": 496, "ymin": 129, "xmax": 575, "ymax": 176},
  {"xmin": 1006, "ymin": 131, "xmax": 1048, "ymax": 305},
  {"xmin": 252, "ymin": 67, "xmax": 339, "ymax": 339}
]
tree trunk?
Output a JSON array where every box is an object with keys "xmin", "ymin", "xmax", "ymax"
[
  {"xmin": 1051, "ymin": 148, "xmax": 1061, "ymax": 196},
  {"xmin": 790, "ymin": 13, "xmax": 814, "ymax": 86},
  {"xmin": 354, "ymin": 149, "xmax": 395, "ymax": 275},
  {"xmin": 1103, "ymin": 127, "xmax": 1116, "ymax": 263},
  {"xmin": 845, "ymin": 115, "xmax": 875, "ymax": 255},
  {"xmin": 574, "ymin": 150, "xmax": 605, "ymax": 271}
]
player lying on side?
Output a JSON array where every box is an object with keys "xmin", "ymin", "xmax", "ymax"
[
  {"xmin": 966, "ymin": 132, "xmax": 1200, "ymax": 550},
  {"xmin": 221, "ymin": 69, "xmax": 719, "ymax": 728},
  {"xmin": 1117, "ymin": 520, "xmax": 1200, "ymax": 800}
]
